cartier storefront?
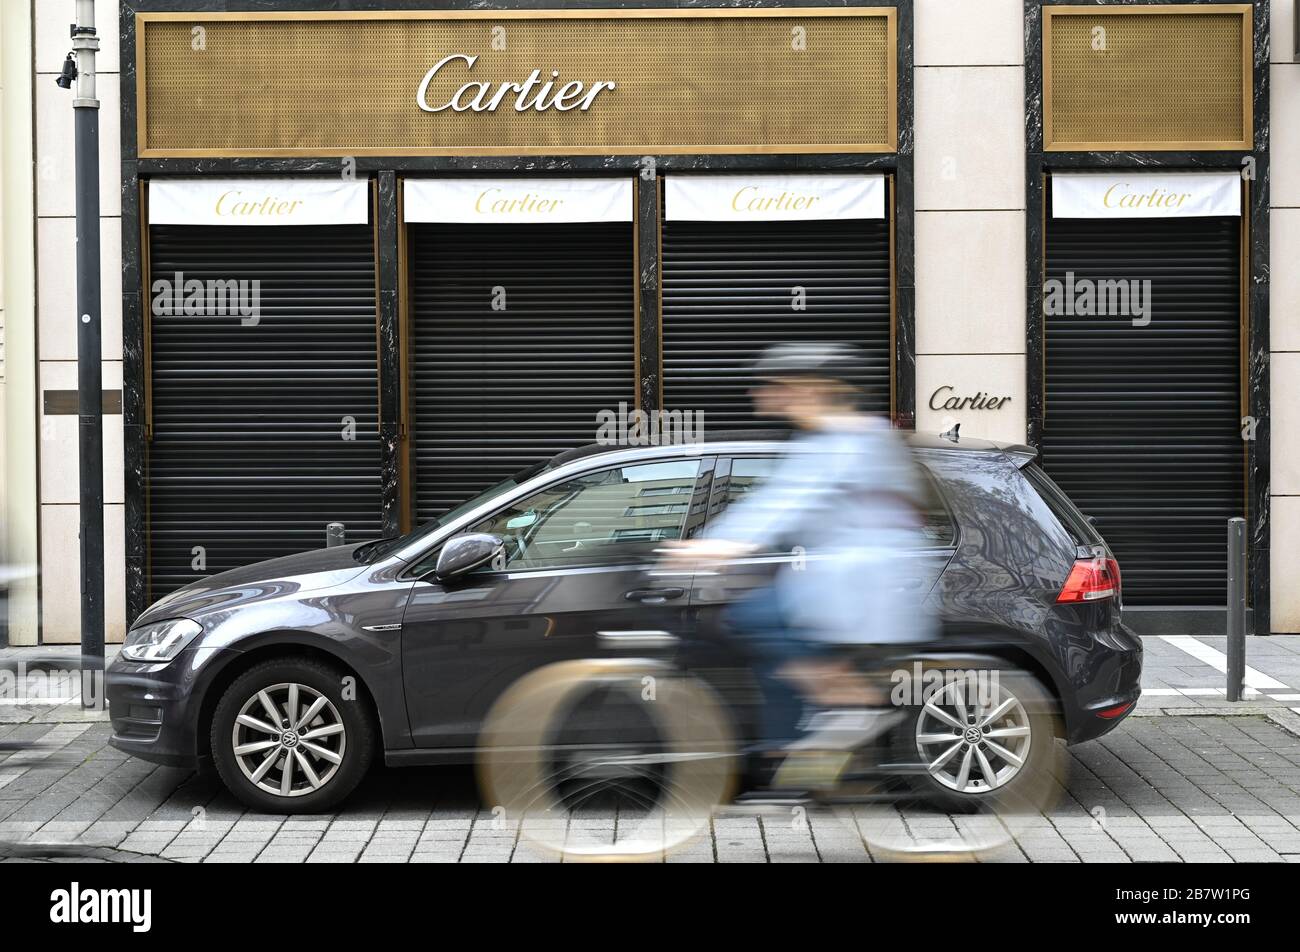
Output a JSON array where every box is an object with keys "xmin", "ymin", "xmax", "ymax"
[
  {"xmin": 121, "ymin": 3, "xmax": 912, "ymax": 620},
  {"xmin": 1028, "ymin": 2, "xmax": 1267, "ymax": 629}
]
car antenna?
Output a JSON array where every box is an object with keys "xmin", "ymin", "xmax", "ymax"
[{"xmin": 940, "ymin": 422, "xmax": 961, "ymax": 443}]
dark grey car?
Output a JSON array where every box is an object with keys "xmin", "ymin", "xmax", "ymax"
[{"xmin": 106, "ymin": 433, "xmax": 1142, "ymax": 812}]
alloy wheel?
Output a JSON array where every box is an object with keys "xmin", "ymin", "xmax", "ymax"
[
  {"xmin": 230, "ymin": 682, "xmax": 347, "ymax": 798},
  {"xmin": 914, "ymin": 674, "xmax": 1032, "ymax": 794}
]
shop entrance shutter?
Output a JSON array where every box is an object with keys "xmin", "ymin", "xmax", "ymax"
[
  {"xmin": 146, "ymin": 224, "xmax": 382, "ymax": 603},
  {"xmin": 408, "ymin": 222, "xmax": 635, "ymax": 522},
  {"xmin": 1042, "ymin": 213, "xmax": 1243, "ymax": 606},
  {"xmin": 661, "ymin": 218, "xmax": 892, "ymax": 430}
]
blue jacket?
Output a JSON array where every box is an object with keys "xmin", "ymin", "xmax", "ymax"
[{"xmin": 708, "ymin": 416, "xmax": 936, "ymax": 644}]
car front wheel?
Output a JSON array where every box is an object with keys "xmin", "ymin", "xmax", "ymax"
[{"xmin": 210, "ymin": 657, "xmax": 375, "ymax": 813}]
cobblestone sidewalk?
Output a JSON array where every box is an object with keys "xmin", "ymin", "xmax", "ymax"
[{"xmin": 3, "ymin": 711, "xmax": 1300, "ymax": 862}]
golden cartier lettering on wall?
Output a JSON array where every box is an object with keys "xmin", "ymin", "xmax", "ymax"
[{"xmin": 135, "ymin": 10, "xmax": 897, "ymax": 157}]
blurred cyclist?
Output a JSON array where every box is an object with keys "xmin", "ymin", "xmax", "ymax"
[{"xmin": 663, "ymin": 342, "xmax": 935, "ymax": 796}]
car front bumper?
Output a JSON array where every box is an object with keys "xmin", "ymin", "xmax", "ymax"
[{"xmin": 106, "ymin": 645, "xmax": 240, "ymax": 768}]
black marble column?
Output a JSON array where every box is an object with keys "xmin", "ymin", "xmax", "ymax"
[
  {"xmin": 636, "ymin": 175, "xmax": 661, "ymax": 412},
  {"xmin": 122, "ymin": 2, "xmax": 147, "ymax": 627},
  {"xmin": 376, "ymin": 171, "xmax": 403, "ymax": 538},
  {"xmin": 893, "ymin": 0, "xmax": 916, "ymax": 427}
]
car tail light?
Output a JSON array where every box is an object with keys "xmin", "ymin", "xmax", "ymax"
[{"xmin": 1057, "ymin": 550, "xmax": 1121, "ymax": 603}]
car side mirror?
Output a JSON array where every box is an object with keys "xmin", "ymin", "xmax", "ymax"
[{"xmin": 432, "ymin": 533, "xmax": 506, "ymax": 582}]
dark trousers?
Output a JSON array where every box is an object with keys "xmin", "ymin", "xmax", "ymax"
[{"xmin": 724, "ymin": 586, "xmax": 822, "ymax": 749}]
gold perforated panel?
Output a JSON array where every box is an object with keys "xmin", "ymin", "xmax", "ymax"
[
  {"xmin": 1044, "ymin": 5, "xmax": 1252, "ymax": 151},
  {"xmin": 137, "ymin": 10, "xmax": 896, "ymax": 157}
]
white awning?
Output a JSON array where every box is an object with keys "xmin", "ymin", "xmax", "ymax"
[
  {"xmin": 665, "ymin": 173, "xmax": 885, "ymax": 221},
  {"xmin": 148, "ymin": 177, "xmax": 370, "ymax": 226},
  {"xmin": 1051, "ymin": 172, "xmax": 1241, "ymax": 219},
  {"xmin": 404, "ymin": 178, "xmax": 633, "ymax": 224}
]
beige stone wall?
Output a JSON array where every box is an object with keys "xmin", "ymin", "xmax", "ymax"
[
  {"xmin": 1270, "ymin": 0, "xmax": 1300, "ymax": 632},
  {"xmin": 33, "ymin": 0, "xmax": 124, "ymax": 643},
  {"xmin": 913, "ymin": 0, "xmax": 1027, "ymax": 444},
  {"xmin": 3, "ymin": 0, "xmax": 39, "ymax": 645}
]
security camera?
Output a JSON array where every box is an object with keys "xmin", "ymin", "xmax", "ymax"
[{"xmin": 55, "ymin": 53, "xmax": 77, "ymax": 90}]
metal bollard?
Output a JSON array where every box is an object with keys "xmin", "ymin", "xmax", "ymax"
[
  {"xmin": 1226, "ymin": 517, "xmax": 1247, "ymax": 702},
  {"xmin": 326, "ymin": 522, "xmax": 346, "ymax": 548}
]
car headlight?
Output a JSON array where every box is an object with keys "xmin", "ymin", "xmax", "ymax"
[{"xmin": 121, "ymin": 618, "xmax": 203, "ymax": 663}]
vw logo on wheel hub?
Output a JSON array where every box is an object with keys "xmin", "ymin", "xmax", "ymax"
[
  {"xmin": 964, "ymin": 727, "xmax": 982, "ymax": 744},
  {"xmin": 280, "ymin": 730, "xmax": 300, "ymax": 748}
]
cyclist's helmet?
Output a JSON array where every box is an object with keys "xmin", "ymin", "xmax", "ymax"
[{"xmin": 751, "ymin": 342, "xmax": 868, "ymax": 387}]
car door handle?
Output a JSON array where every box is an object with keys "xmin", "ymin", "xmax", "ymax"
[{"xmin": 625, "ymin": 587, "xmax": 685, "ymax": 603}]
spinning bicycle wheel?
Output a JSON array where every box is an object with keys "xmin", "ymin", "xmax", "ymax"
[{"xmin": 477, "ymin": 659, "xmax": 737, "ymax": 861}]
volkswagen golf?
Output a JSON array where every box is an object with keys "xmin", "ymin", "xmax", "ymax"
[{"xmin": 106, "ymin": 432, "xmax": 1142, "ymax": 812}]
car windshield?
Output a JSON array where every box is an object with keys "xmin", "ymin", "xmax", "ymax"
[{"xmin": 356, "ymin": 473, "xmax": 529, "ymax": 563}]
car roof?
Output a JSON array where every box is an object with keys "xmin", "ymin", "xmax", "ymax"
[
  {"xmin": 538, "ymin": 428, "xmax": 1035, "ymax": 471},
  {"xmin": 389, "ymin": 428, "xmax": 1037, "ymax": 564}
]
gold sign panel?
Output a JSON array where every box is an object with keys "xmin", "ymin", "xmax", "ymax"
[
  {"xmin": 137, "ymin": 9, "xmax": 896, "ymax": 157},
  {"xmin": 1044, "ymin": 4, "xmax": 1252, "ymax": 151}
]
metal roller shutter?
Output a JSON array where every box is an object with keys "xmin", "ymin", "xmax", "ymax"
[
  {"xmin": 661, "ymin": 217, "xmax": 892, "ymax": 430},
  {"xmin": 408, "ymin": 222, "xmax": 635, "ymax": 522},
  {"xmin": 1042, "ymin": 211, "xmax": 1243, "ymax": 606},
  {"xmin": 147, "ymin": 224, "xmax": 382, "ymax": 603}
]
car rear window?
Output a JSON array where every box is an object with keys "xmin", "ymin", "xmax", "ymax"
[
  {"xmin": 917, "ymin": 468, "xmax": 958, "ymax": 547},
  {"xmin": 1021, "ymin": 463, "xmax": 1104, "ymax": 546}
]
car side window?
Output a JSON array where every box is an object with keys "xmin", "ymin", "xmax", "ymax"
[
  {"xmin": 706, "ymin": 457, "xmax": 783, "ymax": 553},
  {"xmin": 464, "ymin": 460, "xmax": 703, "ymax": 571},
  {"xmin": 714, "ymin": 456, "xmax": 957, "ymax": 548},
  {"xmin": 724, "ymin": 457, "xmax": 779, "ymax": 505}
]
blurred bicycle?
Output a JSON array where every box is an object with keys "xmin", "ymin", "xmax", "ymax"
[{"xmin": 476, "ymin": 622, "xmax": 1064, "ymax": 861}]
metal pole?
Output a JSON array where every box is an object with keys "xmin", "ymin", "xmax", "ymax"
[
  {"xmin": 71, "ymin": 0, "xmax": 103, "ymax": 706},
  {"xmin": 1226, "ymin": 517, "xmax": 1247, "ymax": 702},
  {"xmin": 326, "ymin": 523, "xmax": 346, "ymax": 548}
]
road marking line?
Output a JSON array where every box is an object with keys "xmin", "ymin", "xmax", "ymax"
[
  {"xmin": 1269, "ymin": 693, "xmax": 1300, "ymax": 701},
  {"xmin": 1159, "ymin": 635, "xmax": 1289, "ymax": 690},
  {"xmin": 1144, "ymin": 686, "xmax": 1266, "ymax": 698}
]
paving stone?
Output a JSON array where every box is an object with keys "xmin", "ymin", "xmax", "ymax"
[{"xmin": 5, "ymin": 658, "xmax": 1300, "ymax": 862}]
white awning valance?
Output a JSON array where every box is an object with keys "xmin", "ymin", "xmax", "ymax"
[
  {"xmin": 148, "ymin": 177, "xmax": 370, "ymax": 226},
  {"xmin": 665, "ymin": 173, "xmax": 886, "ymax": 221},
  {"xmin": 1051, "ymin": 172, "xmax": 1241, "ymax": 219},
  {"xmin": 404, "ymin": 178, "xmax": 633, "ymax": 224}
]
